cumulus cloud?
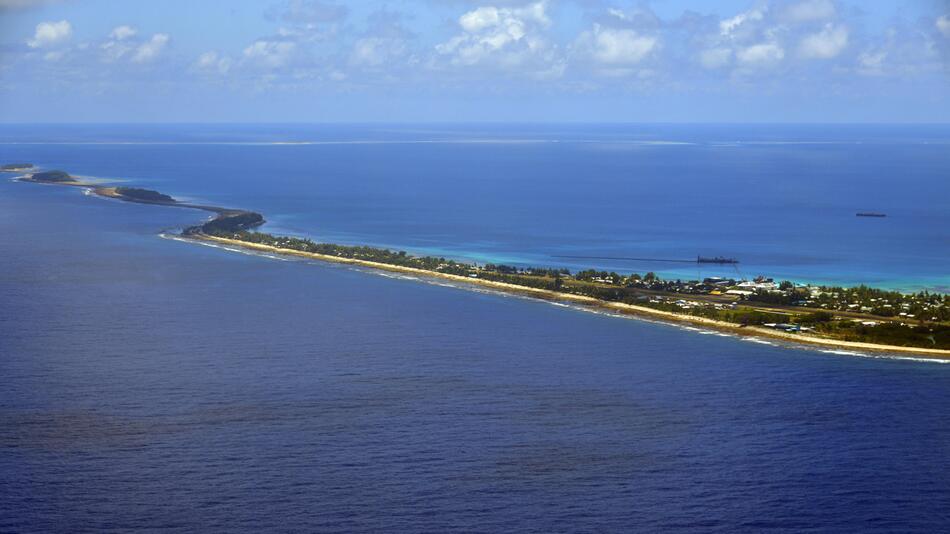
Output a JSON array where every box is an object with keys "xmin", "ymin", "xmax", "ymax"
[
  {"xmin": 194, "ymin": 51, "xmax": 233, "ymax": 74},
  {"xmin": 576, "ymin": 25, "xmax": 657, "ymax": 65},
  {"xmin": 132, "ymin": 33, "xmax": 169, "ymax": 63},
  {"xmin": 243, "ymin": 39, "xmax": 296, "ymax": 68},
  {"xmin": 348, "ymin": 9, "xmax": 414, "ymax": 71},
  {"xmin": 938, "ymin": 15, "xmax": 950, "ymax": 38},
  {"xmin": 720, "ymin": 8, "xmax": 765, "ymax": 37},
  {"xmin": 101, "ymin": 26, "xmax": 155, "ymax": 62},
  {"xmin": 781, "ymin": 0, "xmax": 836, "ymax": 23},
  {"xmin": 100, "ymin": 39, "xmax": 131, "ymax": 61},
  {"xmin": 849, "ymin": 20, "xmax": 944, "ymax": 78},
  {"xmin": 702, "ymin": 2, "xmax": 851, "ymax": 73},
  {"xmin": 799, "ymin": 23, "xmax": 848, "ymax": 59},
  {"xmin": 737, "ymin": 42, "xmax": 785, "ymax": 67},
  {"xmin": 27, "ymin": 20, "xmax": 72, "ymax": 48},
  {"xmin": 436, "ymin": 1, "xmax": 554, "ymax": 69},
  {"xmin": 109, "ymin": 25, "xmax": 137, "ymax": 41},
  {"xmin": 17, "ymin": 0, "xmax": 937, "ymax": 98},
  {"xmin": 230, "ymin": 1, "xmax": 348, "ymax": 78},
  {"xmin": 99, "ymin": 26, "xmax": 138, "ymax": 62}
]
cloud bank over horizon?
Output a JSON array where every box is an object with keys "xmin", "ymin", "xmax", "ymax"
[{"xmin": 0, "ymin": 0, "xmax": 947, "ymax": 122}]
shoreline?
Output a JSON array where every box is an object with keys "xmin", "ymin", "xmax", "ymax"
[
  {"xmin": 12, "ymin": 168, "xmax": 950, "ymax": 361},
  {"xmin": 189, "ymin": 233, "xmax": 950, "ymax": 360}
]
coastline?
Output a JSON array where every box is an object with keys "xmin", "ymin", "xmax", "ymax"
[
  {"xmin": 189, "ymin": 233, "xmax": 950, "ymax": 360},
  {"xmin": 11, "ymin": 168, "xmax": 950, "ymax": 361}
]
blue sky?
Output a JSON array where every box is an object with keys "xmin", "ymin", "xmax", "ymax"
[{"xmin": 0, "ymin": 0, "xmax": 948, "ymax": 122}]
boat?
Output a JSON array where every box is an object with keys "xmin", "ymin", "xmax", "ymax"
[
  {"xmin": 697, "ymin": 256, "xmax": 739, "ymax": 264},
  {"xmin": 856, "ymin": 212, "xmax": 886, "ymax": 217}
]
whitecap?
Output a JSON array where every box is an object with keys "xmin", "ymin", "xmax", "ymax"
[{"xmin": 742, "ymin": 338, "xmax": 776, "ymax": 346}]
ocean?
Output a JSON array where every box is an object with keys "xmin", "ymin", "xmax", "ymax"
[
  {"xmin": 1, "ymin": 123, "xmax": 948, "ymax": 290},
  {"xmin": 1, "ymin": 124, "xmax": 949, "ymax": 532}
]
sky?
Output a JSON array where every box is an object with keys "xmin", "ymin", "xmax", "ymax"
[{"xmin": 0, "ymin": 0, "xmax": 948, "ymax": 122}]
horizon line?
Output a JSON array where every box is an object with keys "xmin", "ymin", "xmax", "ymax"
[{"xmin": 2, "ymin": 121, "xmax": 950, "ymax": 126}]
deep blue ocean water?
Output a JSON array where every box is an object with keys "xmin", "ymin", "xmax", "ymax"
[
  {"xmin": 1, "ymin": 123, "xmax": 947, "ymax": 290},
  {"xmin": 1, "ymin": 124, "xmax": 949, "ymax": 532}
]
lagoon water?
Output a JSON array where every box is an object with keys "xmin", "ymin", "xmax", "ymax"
[
  {"xmin": 1, "ymin": 124, "xmax": 950, "ymax": 531},
  {"xmin": 2, "ymin": 123, "xmax": 949, "ymax": 290}
]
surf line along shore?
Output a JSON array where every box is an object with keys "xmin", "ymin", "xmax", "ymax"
[{"xmin": 12, "ymin": 167, "xmax": 950, "ymax": 360}]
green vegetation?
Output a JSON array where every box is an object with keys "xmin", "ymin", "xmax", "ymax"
[
  {"xmin": 114, "ymin": 187, "xmax": 176, "ymax": 203},
  {"xmin": 15, "ymin": 165, "xmax": 949, "ymax": 353},
  {"xmin": 809, "ymin": 321, "xmax": 950, "ymax": 349},
  {"xmin": 800, "ymin": 285, "xmax": 949, "ymax": 322},
  {"xmin": 200, "ymin": 228, "xmax": 949, "ymax": 350},
  {"xmin": 797, "ymin": 311, "xmax": 834, "ymax": 324},
  {"xmin": 29, "ymin": 170, "xmax": 75, "ymax": 183},
  {"xmin": 186, "ymin": 211, "xmax": 265, "ymax": 234}
]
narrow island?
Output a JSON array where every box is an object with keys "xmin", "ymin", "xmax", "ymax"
[
  {"xmin": 18, "ymin": 168, "xmax": 265, "ymax": 233},
  {"xmin": 1, "ymin": 163, "xmax": 34, "ymax": 171},
  {"xmin": 8, "ymin": 163, "xmax": 950, "ymax": 359},
  {"xmin": 27, "ymin": 169, "xmax": 75, "ymax": 183}
]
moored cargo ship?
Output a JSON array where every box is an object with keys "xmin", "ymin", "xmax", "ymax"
[{"xmin": 697, "ymin": 256, "xmax": 739, "ymax": 264}]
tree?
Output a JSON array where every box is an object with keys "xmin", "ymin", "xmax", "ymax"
[{"xmin": 798, "ymin": 311, "xmax": 833, "ymax": 324}]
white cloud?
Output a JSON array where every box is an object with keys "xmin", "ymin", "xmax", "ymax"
[
  {"xmin": 27, "ymin": 20, "xmax": 71, "ymax": 48},
  {"xmin": 578, "ymin": 24, "xmax": 657, "ymax": 65},
  {"xmin": 699, "ymin": 47, "xmax": 732, "ymax": 69},
  {"xmin": 243, "ymin": 39, "xmax": 296, "ymax": 68},
  {"xmin": 937, "ymin": 15, "xmax": 950, "ymax": 38},
  {"xmin": 195, "ymin": 51, "xmax": 233, "ymax": 74},
  {"xmin": 109, "ymin": 25, "xmax": 137, "ymax": 41},
  {"xmin": 459, "ymin": 6, "xmax": 501, "ymax": 33},
  {"xmin": 196, "ymin": 51, "xmax": 217, "ymax": 68},
  {"xmin": 782, "ymin": 0, "xmax": 836, "ymax": 23},
  {"xmin": 436, "ymin": 1, "xmax": 553, "ymax": 68},
  {"xmin": 132, "ymin": 33, "xmax": 169, "ymax": 63},
  {"xmin": 100, "ymin": 39, "xmax": 131, "ymax": 61},
  {"xmin": 736, "ymin": 42, "xmax": 785, "ymax": 67},
  {"xmin": 101, "ymin": 27, "xmax": 138, "ymax": 62},
  {"xmin": 606, "ymin": 8, "xmax": 628, "ymax": 21},
  {"xmin": 720, "ymin": 8, "xmax": 764, "ymax": 37},
  {"xmin": 799, "ymin": 23, "xmax": 848, "ymax": 59}
]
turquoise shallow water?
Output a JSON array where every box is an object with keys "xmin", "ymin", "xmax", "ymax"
[
  {"xmin": 1, "ymin": 123, "xmax": 948, "ymax": 291},
  {"xmin": 2, "ymin": 124, "xmax": 950, "ymax": 532}
]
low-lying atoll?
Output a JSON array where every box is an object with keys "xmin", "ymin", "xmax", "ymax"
[
  {"xmin": 24, "ymin": 170, "xmax": 76, "ymax": 183},
  {"xmin": 7, "ymin": 163, "xmax": 264, "ymax": 235},
  {"xmin": 8, "ymin": 161, "xmax": 949, "ymax": 359}
]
